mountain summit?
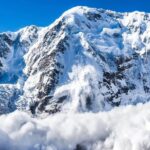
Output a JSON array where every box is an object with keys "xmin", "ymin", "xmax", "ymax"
[{"xmin": 0, "ymin": 6, "xmax": 150, "ymax": 114}]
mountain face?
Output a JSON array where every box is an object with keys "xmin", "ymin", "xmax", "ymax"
[{"xmin": 1, "ymin": 6, "xmax": 150, "ymax": 115}]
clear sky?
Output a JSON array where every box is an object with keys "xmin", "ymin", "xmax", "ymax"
[{"xmin": 0, "ymin": 0, "xmax": 150, "ymax": 32}]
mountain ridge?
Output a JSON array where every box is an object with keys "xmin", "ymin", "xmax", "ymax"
[{"xmin": 0, "ymin": 6, "xmax": 150, "ymax": 114}]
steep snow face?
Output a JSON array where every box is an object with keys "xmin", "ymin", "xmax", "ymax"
[
  {"xmin": 1, "ymin": 6, "xmax": 150, "ymax": 114},
  {"xmin": 0, "ymin": 26, "xmax": 40, "ymax": 113},
  {"xmin": 0, "ymin": 26, "xmax": 39, "ymax": 84}
]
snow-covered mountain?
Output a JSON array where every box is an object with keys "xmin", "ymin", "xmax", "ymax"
[
  {"xmin": 1, "ymin": 6, "xmax": 150, "ymax": 115},
  {"xmin": 1, "ymin": 6, "xmax": 150, "ymax": 150}
]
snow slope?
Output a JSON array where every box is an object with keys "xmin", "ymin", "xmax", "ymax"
[{"xmin": 0, "ymin": 26, "xmax": 40, "ymax": 113}]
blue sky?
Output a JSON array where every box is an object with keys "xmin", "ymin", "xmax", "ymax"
[{"xmin": 0, "ymin": 0, "xmax": 150, "ymax": 32}]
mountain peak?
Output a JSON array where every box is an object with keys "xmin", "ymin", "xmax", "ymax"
[{"xmin": 0, "ymin": 7, "xmax": 150, "ymax": 114}]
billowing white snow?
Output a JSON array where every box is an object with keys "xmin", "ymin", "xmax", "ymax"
[{"xmin": 0, "ymin": 103, "xmax": 150, "ymax": 150}]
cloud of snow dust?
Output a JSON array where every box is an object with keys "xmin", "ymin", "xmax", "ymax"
[{"xmin": 0, "ymin": 103, "xmax": 150, "ymax": 150}]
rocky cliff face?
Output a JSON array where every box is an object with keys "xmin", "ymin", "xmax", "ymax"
[{"xmin": 1, "ymin": 6, "xmax": 150, "ymax": 114}]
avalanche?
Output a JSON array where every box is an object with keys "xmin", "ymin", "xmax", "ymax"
[
  {"xmin": 1, "ymin": 6, "xmax": 150, "ymax": 150},
  {"xmin": 0, "ymin": 103, "xmax": 150, "ymax": 150}
]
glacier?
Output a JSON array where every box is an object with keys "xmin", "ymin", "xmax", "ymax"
[{"xmin": 0, "ymin": 6, "xmax": 150, "ymax": 150}]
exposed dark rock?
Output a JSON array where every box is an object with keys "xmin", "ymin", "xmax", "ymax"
[
  {"xmin": 85, "ymin": 12, "xmax": 102, "ymax": 21},
  {"xmin": 30, "ymin": 101, "xmax": 39, "ymax": 114},
  {"xmin": 74, "ymin": 144, "xmax": 86, "ymax": 150}
]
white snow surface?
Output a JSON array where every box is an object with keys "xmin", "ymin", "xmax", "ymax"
[{"xmin": 0, "ymin": 103, "xmax": 150, "ymax": 150}]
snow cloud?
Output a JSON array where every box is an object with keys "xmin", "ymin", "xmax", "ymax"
[{"xmin": 0, "ymin": 103, "xmax": 150, "ymax": 150}]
